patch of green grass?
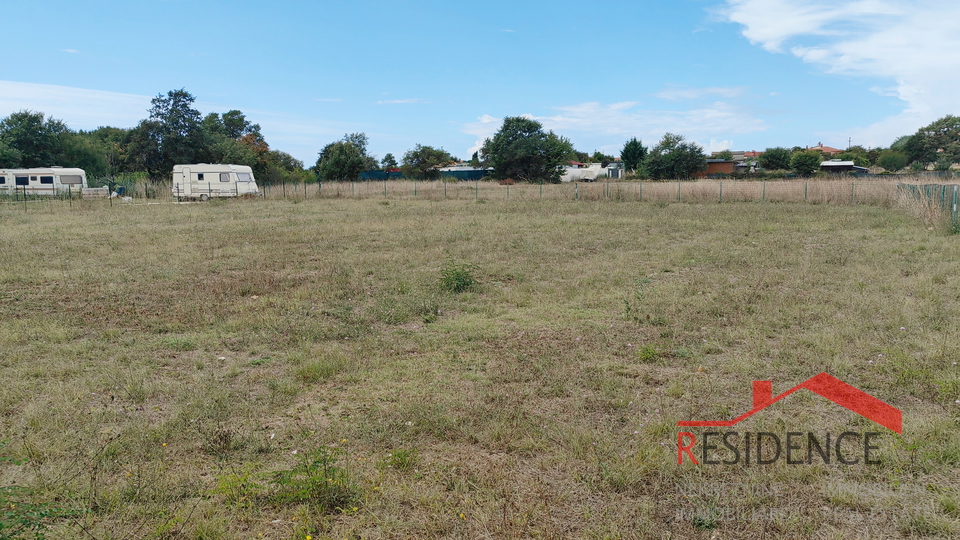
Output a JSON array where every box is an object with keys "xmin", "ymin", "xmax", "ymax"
[{"xmin": 439, "ymin": 259, "xmax": 479, "ymax": 293}]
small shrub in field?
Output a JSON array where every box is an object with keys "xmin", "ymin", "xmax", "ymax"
[
  {"xmin": 1, "ymin": 441, "xmax": 65, "ymax": 540},
  {"xmin": 269, "ymin": 446, "xmax": 359, "ymax": 513},
  {"xmin": 439, "ymin": 260, "xmax": 479, "ymax": 293},
  {"xmin": 635, "ymin": 345, "xmax": 661, "ymax": 363}
]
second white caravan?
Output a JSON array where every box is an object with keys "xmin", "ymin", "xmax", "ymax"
[{"xmin": 172, "ymin": 164, "xmax": 260, "ymax": 201}]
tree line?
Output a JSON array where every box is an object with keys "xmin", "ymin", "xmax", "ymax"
[
  {"xmin": 2, "ymin": 88, "xmax": 958, "ymax": 183},
  {"xmin": 0, "ymin": 89, "xmax": 310, "ymax": 185}
]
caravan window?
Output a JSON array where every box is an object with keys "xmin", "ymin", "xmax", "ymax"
[
  {"xmin": 0, "ymin": 176, "xmax": 5, "ymax": 184},
  {"xmin": 40, "ymin": 176, "xmax": 54, "ymax": 184},
  {"xmin": 60, "ymin": 175, "xmax": 82, "ymax": 184},
  {"xmin": 15, "ymin": 176, "xmax": 28, "ymax": 186},
  {"xmin": 237, "ymin": 173, "xmax": 252, "ymax": 182},
  {"xmin": 220, "ymin": 173, "xmax": 231, "ymax": 182},
  {"xmin": 197, "ymin": 173, "xmax": 204, "ymax": 181}
]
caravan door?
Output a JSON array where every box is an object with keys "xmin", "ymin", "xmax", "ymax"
[{"xmin": 181, "ymin": 167, "xmax": 192, "ymax": 198}]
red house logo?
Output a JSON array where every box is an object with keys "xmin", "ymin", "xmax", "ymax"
[{"xmin": 678, "ymin": 372, "xmax": 902, "ymax": 434}]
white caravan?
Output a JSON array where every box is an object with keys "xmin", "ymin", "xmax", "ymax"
[
  {"xmin": 172, "ymin": 164, "xmax": 260, "ymax": 201},
  {"xmin": 0, "ymin": 167, "xmax": 87, "ymax": 195}
]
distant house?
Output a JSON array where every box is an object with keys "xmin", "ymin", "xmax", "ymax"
[
  {"xmin": 807, "ymin": 142, "xmax": 843, "ymax": 156},
  {"xmin": 695, "ymin": 159, "xmax": 736, "ymax": 178},
  {"xmin": 561, "ymin": 161, "xmax": 622, "ymax": 182},
  {"xmin": 820, "ymin": 159, "xmax": 869, "ymax": 174}
]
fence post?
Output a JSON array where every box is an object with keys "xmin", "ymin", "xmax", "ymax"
[
  {"xmin": 476, "ymin": 180, "xmax": 479, "ymax": 200},
  {"xmin": 575, "ymin": 182, "xmax": 579, "ymax": 200},
  {"xmin": 677, "ymin": 181, "xmax": 681, "ymax": 202},
  {"xmin": 719, "ymin": 181, "xmax": 723, "ymax": 203},
  {"xmin": 638, "ymin": 181, "xmax": 642, "ymax": 202},
  {"xmin": 606, "ymin": 182, "xmax": 609, "ymax": 199},
  {"xmin": 414, "ymin": 180, "xmax": 417, "ymax": 197},
  {"xmin": 444, "ymin": 181, "xmax": 447, "ymax": 199},
  {"xmin": 384, "ymin": 180, "xmax": 387, "ymax": 198},
  {"xmin": 68, "ymin": 184, "xmax": 72, "ymax": 207},
  {"xmin": 762, "ymin": 181, "xmax": 766, "ymax": 203},
  {"xmin": 540, "ymin": 181, "xmax": 543, "ymax": 200},
  {"xmin": 804, "ymin": 182, "xmax": 808, "ymax": 202},
  {"xmin": 851, "ymin": 182, "xmax": 855, "ymax": 205},
  {"xmin": 506, "ymin": 184, "xmax": 509, "ymax": 200},
  {"xmin": 953, "ymin": 185, "xmax": 958, "ymax": 224}
]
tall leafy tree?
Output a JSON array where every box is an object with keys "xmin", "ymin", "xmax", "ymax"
[
  {"xmin": 0, "ymin": 110, "xmax": 69, "ymax": 168},
  {"xmin": 644, "ymin": 133, "xmax": 707, "ymax": 180},
  {"xmin": 620, "ymin": 138, "xmax": 647, "ymax": 173},
  {"xmin": 381, "ymin": 153, "xmax": 399, "ymax": 170},
  {"xmin": 400, "ymin": 145, "xmax": 452, "ymax": 179},
  {"xmin": 128, "ymin": 89, "xmax": 205, "ymax": 178},
  {"xmin": 314, "ymin": 133, "xmax": 369, "ymax": 180},
  {"xmin": 790, "ymin": 150, "xmax": 822, "ymax": 176},
  {"xmin": 0, "ymin": 139, "xmax": 21, "ymax": 168},
  {"xmin": 904, "ymin": 115, "xmax": 960, "ymax": 165},
  {"xmin": 877, "ymin": 150, "xmax": 908, "ymax": 172},
  {"xmin": 480, "ymin": 116, "xmax": 574, "ymax": 183},
  {"xmin": 758, "ymin": 147, "xmax": 792, "ymax": 170}
]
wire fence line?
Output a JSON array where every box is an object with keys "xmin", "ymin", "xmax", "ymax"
[
  {"xmin": 260, "ymin": 179, "xmax": 901, "ymax": 205},
  {"xmin": 0, "ymin": 178, "xmax": 946, "ymax": 211}
]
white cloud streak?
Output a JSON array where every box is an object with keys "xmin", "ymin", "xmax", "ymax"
[
  {"xmin": 0, "ymin": 80, "xmax": 151, "ymax": 129},
  {"xmin": 376, "ymin": 98, "xmax": 421, "ymax": 105},
  {"xmin": 654, "ymin": 86, "xmax": 746, "ymax": 101},
  {"xmin": 721, "ymin": 0, "xmax": 960, "ymax": 146},
  {"xmin": 464, "ymin": 102, "xmax": 765, "ymax": 157}
]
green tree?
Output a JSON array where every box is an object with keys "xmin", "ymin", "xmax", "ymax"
[
  {"xmin": 934, "ymin": 155, "xmax": 954, "ymax": 172},
  {"xmin": 877, "ymin": 150, "xmax": 908, "ymax": 172},
  {"xmin": 480, "ymin": 116, "xmax": 574, "ymax": 183},
  {"xmin": 381, "ymin": 153, "xmax": 399, "ymax": 170},
  {"xmin": 904, "ymin": 115, "xmax": 960, "ymax": 165},
  {"xmin": 644, "ymin": 133, "xmax": 707, "ymax": 180},
  {"xmin": 758, "ymin": 147, "xmax": 791, "ymax": 170},
  {"xmin": 469, "ymin": 151, "xmax": 480, "ymax": 169},
  {"xmin": 890, "ymin": 134, "xmax": 912, "ymax": 151},
  {"xmin": 835, "ymin": 151, "xmax": 870, "ymax": 167},
  {"xmin": 400, "ymin": 144, "xmax": 452, "ymax": 180},
  {"xmin": 0, "ymin": 139, "xmax": 21, "ymax": 168},
  {"xmin": 314, "ymin": 133, "xmax": 368, "ymax": 181},
  {"xmin": 0, "ymin": 110, "xmax": 69, "ymax": 168},
  {"xmin": 620, "ymin": 138, "xmax": 647, "ymax": 173},
  {"xmin": 790, "ymin": 150, "xmax": 822, "ymax": 176},
  {"xmin": 592, "ymin": 151, "xmax": 615, "ymax": 167},
  {"xmin": 712, "ymin": 149, "xmax": 734, "ymax": 161},
  {"xmin": 127, "ymin": 89, "xmax": 205, "ymax": 178}
]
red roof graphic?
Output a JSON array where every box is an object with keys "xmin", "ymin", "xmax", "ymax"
[{"xmin": 677, "ymin": 373, "xmax": 902, "ymax": 434}]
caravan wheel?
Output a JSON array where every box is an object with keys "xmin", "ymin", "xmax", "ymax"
[{"xmin": 200, "ymin": 194, "xmax": 209, "ymax": 202}]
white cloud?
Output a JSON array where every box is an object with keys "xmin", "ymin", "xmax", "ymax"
[
  {"xmin": 706, "ymin": 139, "xmax": 734, "ymax": 153},
  {"xmin": 721, "ymin": 0, "xmax": 960, "ymax": 146},
  {"xmin": 463, "ymin": 101, "xmax": 766, "ymax": 156},
  {"xmin": 655, "ymin": 86, "xmax": 746, "ymax": 101},
  {"xmin": 0, "ymin": 80, "xmax": 151, "ymax": 129},
  {"xmin": 376, "ymin": 98, "xmax": 421, "ymax": 105}
]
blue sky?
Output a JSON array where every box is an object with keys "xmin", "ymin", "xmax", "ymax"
[{"xmin": 2, "ymin": 0, "xmax": 958, "ymax": 165}]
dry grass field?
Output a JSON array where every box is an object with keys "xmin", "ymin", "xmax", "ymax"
[{"xmin": 1, "ymin": 180, "xmax": 958, "ymax": 539}]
